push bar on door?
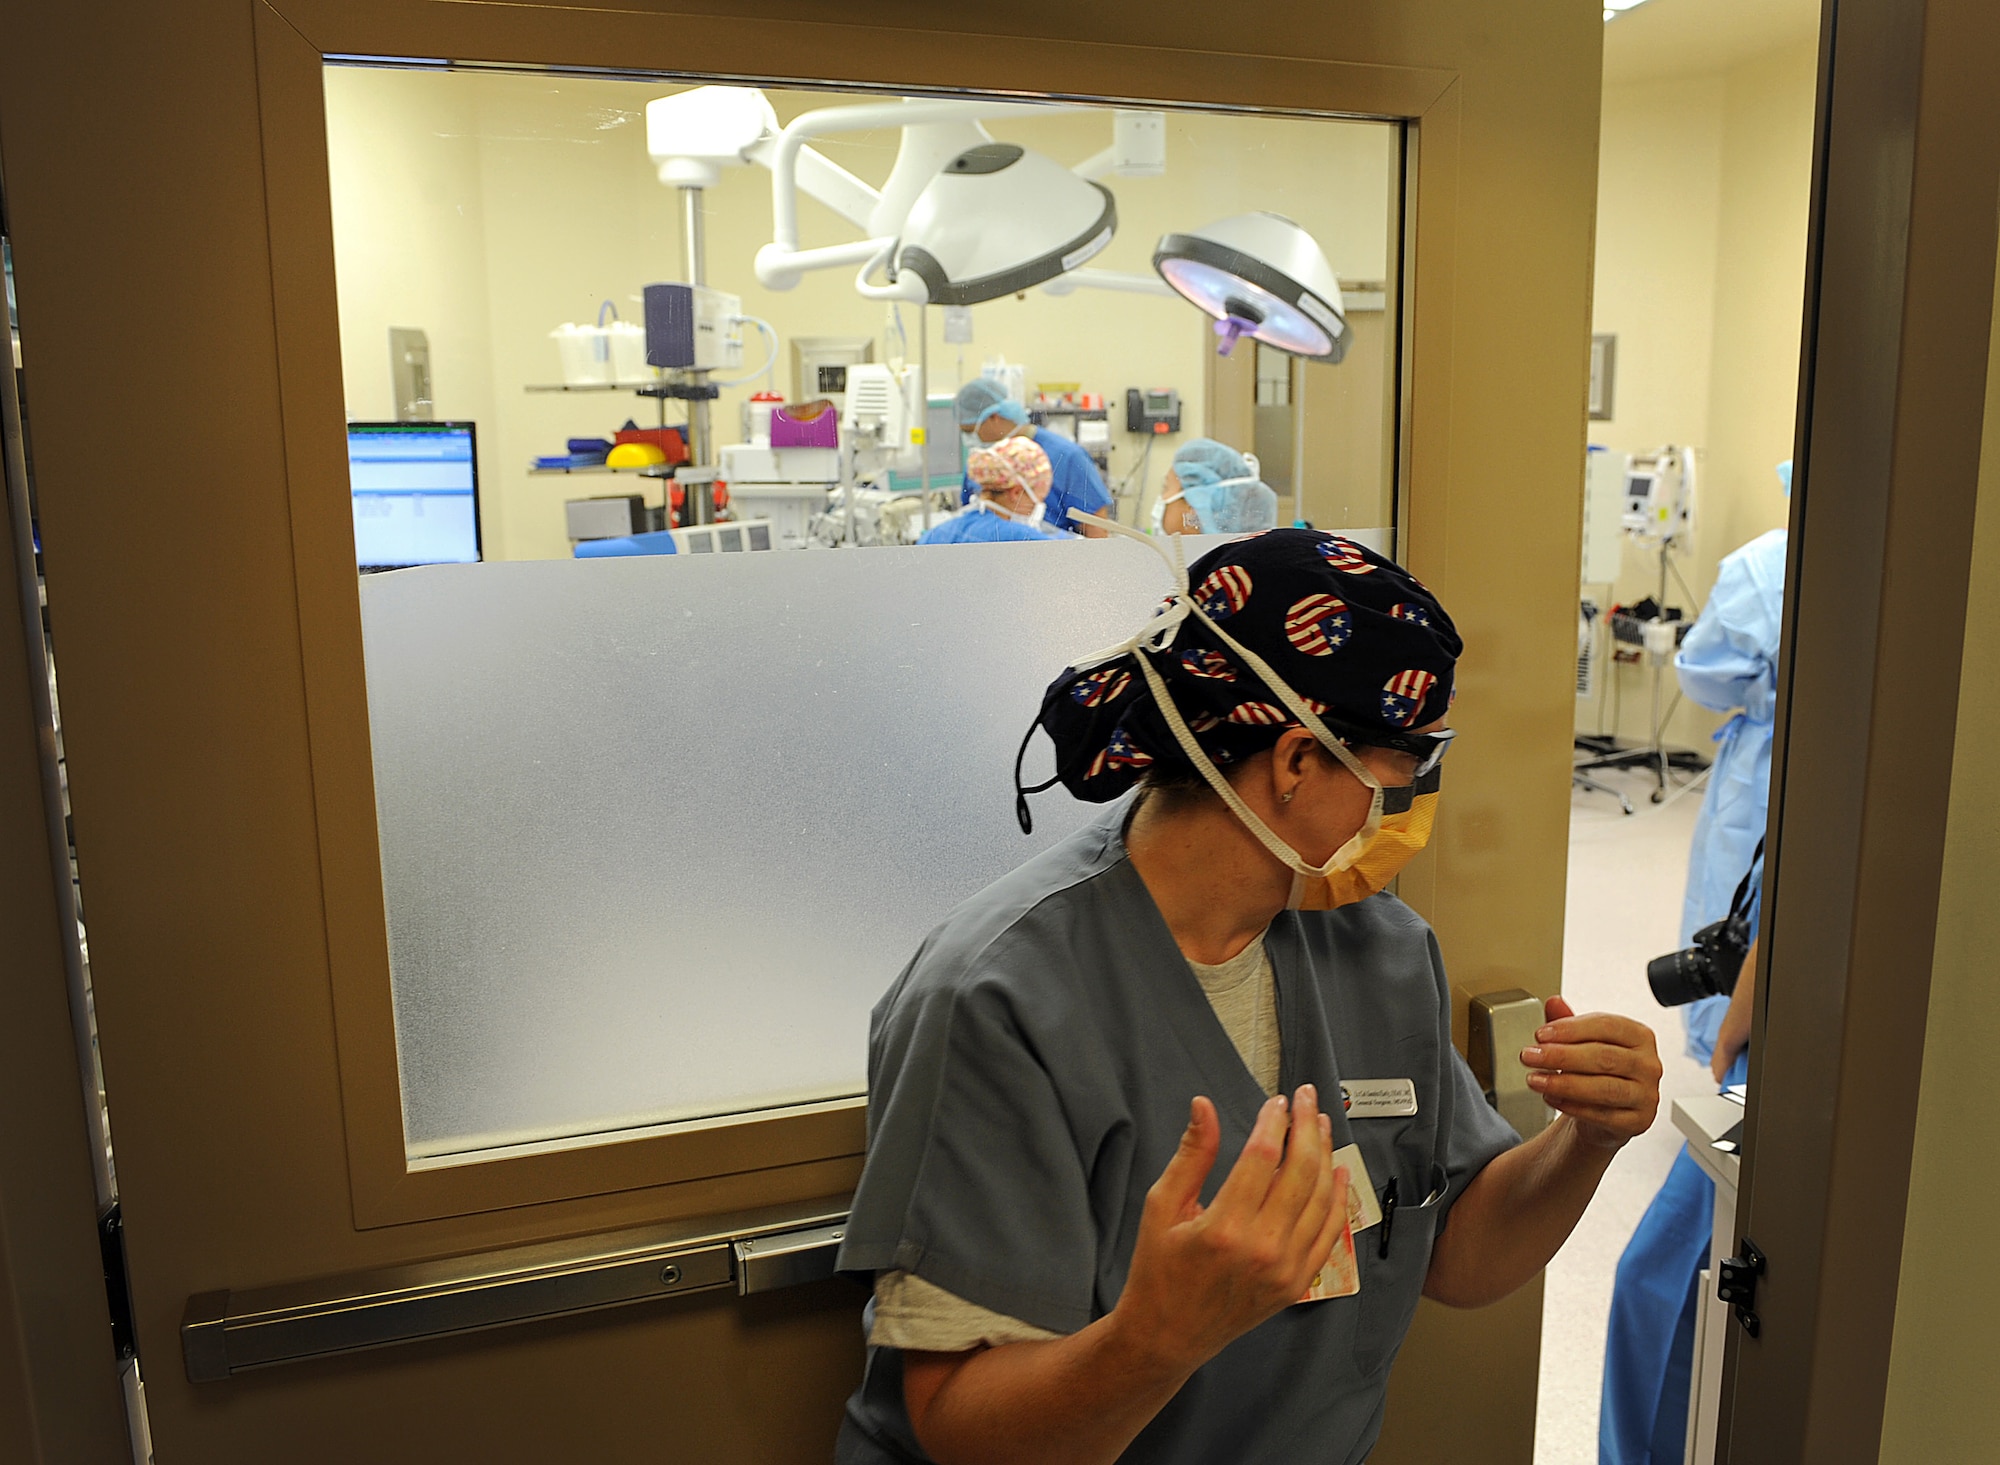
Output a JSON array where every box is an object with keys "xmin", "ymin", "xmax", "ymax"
[{"xmin": 181, "ymin": 1197, "xmax": 851, "ymax": 1382}]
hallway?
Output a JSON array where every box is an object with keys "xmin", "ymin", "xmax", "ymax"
[{"xmin": 1537, "ymin": 767, "xmax": 1721, "ymax": 1463}]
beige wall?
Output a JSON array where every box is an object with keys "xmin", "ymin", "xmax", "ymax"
[
  {"xmin": 325, "ymin": 70, "xmax": 501, "ymax": 512},
  {"xmin": 1876, "ymin": 246, "xmax": 2000, "ymax": 1464},
  {"xmin": 1702, "ymin": 42, "xmax": 1816, "ymax": 577},
  {"xmin": 1590, "ymin": 75, "xmax": 1725, "ymax": 463},
  {"xmin": 1583, "ymin": 38, "xmax": 1814, "ymax": 748},
  {"xmin": 324, "ymin": 68, "xmax": 1396, "ymax": 562}
]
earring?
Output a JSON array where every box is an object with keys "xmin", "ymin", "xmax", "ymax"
[{"xmin": 1281, "ymin": 791, "xmax": 1295, "ymax": 804}]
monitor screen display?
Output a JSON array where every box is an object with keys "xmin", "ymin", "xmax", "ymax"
[{"xmin": 348, "ymin": 422, "xmax": 481, "ymax": 570}]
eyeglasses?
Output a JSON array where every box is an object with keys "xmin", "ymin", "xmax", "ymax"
[{"xmin": 1325, "ymin": 719, "xmax": 1456, "ymax": 778}]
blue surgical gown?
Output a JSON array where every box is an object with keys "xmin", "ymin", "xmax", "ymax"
[
  {"xmin": 959, "ymin": 427, "xmax": 1112, "ymax": 531},
  {"xmin": 1600, "ymin": 530, "xmax": 1781, "ymax": 1465},
  {"xmin": 917, "ymin": 506, "xmax": 1073, "ymax": 545},
  {"xmin": 1675, "ymin": 528, "xmax": 1786, "ymax": 1064}
]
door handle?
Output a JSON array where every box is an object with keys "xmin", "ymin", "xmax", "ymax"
[
  {"xmin": 181, "ymin": 1197, "xmax": 850, "ymax": 1382},
  {"xmin": 1467, "ymin": 988, "xmax": 1553, "ymax": 1139}
]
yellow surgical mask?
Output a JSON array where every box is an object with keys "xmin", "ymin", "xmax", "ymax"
[{"xmin": 1297, "ymin": 773, "xmax": 1439, "ymax": 910}]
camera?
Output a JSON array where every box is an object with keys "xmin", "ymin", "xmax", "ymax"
[
  {"xmin": 1648, "ymin": 838, "xmax": 1764, "ymax": 1008},
  {"xmin": 1647, "ymin": 913, "xmax": 1753, "ymax": 1007}
]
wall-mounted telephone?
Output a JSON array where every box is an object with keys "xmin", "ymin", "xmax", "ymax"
[{"xmin": 1124, "ymin": 386, "xmax": 1182, "ymax": 435}]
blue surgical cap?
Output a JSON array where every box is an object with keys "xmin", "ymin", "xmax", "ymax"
[
  {"xmin": 1182, "ymin": 476, "xmax": 1280, "ymax": 534},
  {"xmin": 1776, "ymin": 459, "xmax": 1793, "ymax": 496},
  {"xmin": 1171, "ymin": 437, "xmax": 1251, "ymax": 493},
  {"xmin": 1166, "ymin": 438, "xmax": 1275, "ymax": 532},
  {"xmin": 954, "ymin": 377, "xmax": 1028, "ymax": 429}
]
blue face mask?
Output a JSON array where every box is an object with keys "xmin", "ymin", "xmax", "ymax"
[{"xmin": 1151, "ymin": 474, "xmax": 1262, "ymax": 535}]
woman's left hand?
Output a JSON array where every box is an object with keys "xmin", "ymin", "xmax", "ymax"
[{"xmin": 1519, "ymin": 997, "xmax": 1662, "ymax": 1150}]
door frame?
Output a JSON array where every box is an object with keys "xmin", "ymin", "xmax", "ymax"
[
  {"xmin": 0, "ymin": 216, "xmax": 135, "ymax": 1465},
  {"xmin": 1719, "ymin": 0, "xmax": 2000, "ymax": 1459}
]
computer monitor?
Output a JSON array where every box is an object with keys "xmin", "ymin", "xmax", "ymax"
[{"xmin": 347, "ymin": 422, "xmax": 482, "ymax": 571}]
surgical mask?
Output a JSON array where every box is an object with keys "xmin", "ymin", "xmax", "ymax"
[
  {"xmin": 1151, "ymin": 474, "xmax": 1263, "ymax": 536},
  {"xmin": 1297, "ymin": 770, "xmax": 1439, "ymax": 909},
  {"xmin": 981, "ymin": 493, "xmax": 1046, "ymax": 527},
  {"xmin": 1065, "ymin": 511, "xmax": 1438, "ymax": 909}
]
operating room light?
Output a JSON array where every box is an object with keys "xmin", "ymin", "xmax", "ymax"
[
  {"xmin": 1152, "ymin": 212, "xmax": 1350, "ymax": 361},
  {"xmin": 891, "ymin": 143, "xmax": 1117, "ymax": 306}
]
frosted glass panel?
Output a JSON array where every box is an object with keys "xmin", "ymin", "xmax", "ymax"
[{"xmin": 361, "ymin": 540, "xmax": 1188, "ymax": 1161}]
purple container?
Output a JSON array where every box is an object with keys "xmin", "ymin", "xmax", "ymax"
[{"xmin": 770, "ymin": 404, "xmax": 839, "ymax": 449}]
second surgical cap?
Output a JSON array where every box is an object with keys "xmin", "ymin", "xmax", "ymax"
[
  {"xmin": 1172, "ymin": 438, "xmax": 1252, "ymax": 490},
  {"xmin": 969, "ymin": 437, "xmax": 1052, "ymax": 499},
  {"xmin": 1170, "ymin": 438, "xmax": 1279, "ymax": 533},
  {"xmin": 954, "ymin": 377, "xmax": 1030, "ymax": 429}
]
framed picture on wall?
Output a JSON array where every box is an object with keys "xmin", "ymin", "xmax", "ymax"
[{"xmin": 1589, "ymin": 333, "xmax": 1617, "ymax": 421}]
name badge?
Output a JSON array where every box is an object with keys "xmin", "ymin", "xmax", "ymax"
[{"xmin": 1340, "ymin": 1079, "xmax": 1418, "ymax": 1119}]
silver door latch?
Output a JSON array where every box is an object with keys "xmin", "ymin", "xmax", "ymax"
[
  {"xmin": 733, "ymin": 1223, "xmax": 846, "ymax": 1295},
  {"xmin": 1467, "ymin": 988, "xmax": 1553, "ymax": 1139}
]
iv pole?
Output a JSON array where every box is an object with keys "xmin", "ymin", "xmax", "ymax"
[
  {"xmin": 919, "ymin": 302, "xmax": 932, "ymax": 533},
  {"xmin": 1573, "ymin": 445, "xmax": 1710, "ymax": 804}
]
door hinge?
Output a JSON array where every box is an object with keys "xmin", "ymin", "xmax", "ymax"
[
  {"xmin": 99, "ymin": 1203, "xmax": 137, "ymax": 1362},
  {"xmin": 1717, "ymin": 1236, "xmax": 1767, "ymax": 1338}
]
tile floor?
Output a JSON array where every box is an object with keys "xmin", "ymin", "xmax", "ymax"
[{"xmin": 1534, "ymin": 765, "xmax": 1721, "ymax": 1465}]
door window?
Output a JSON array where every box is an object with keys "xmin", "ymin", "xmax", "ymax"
[{"xmin": 324, "ymin": 64, "xmax": 1404, "ymax": 1167}]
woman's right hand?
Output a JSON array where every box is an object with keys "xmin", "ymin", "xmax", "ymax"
[{"xmin": 1109, "ymin": 1088, "xmax": 1347, "ymax": 1375}]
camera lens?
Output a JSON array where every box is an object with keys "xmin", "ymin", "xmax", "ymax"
[{"xmin": 1648, "ymin": 948, "xmax": 1715, "ymax": 1008}]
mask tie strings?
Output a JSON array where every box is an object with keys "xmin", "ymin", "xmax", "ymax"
[
  {"xmin": 1124, "ymin": 648, "xmax": 1347, "ymax": 911},
  {"xmin": 1062, "ymin": 512, "xmax": 1194, "ymax": 671}
]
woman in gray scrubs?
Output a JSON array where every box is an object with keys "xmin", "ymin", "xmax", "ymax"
[{"xmin": 837, "ymin": 529, "xmax": 1662, "ymax": 1465}]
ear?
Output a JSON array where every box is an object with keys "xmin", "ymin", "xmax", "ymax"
[{"xmin": 1272, "ymin": 727, "xmax": 1319, "ymax": 790}]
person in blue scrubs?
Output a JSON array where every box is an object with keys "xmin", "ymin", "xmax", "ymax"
[
  {"xmin": 919, "ymin": 437, "xmax": 1074, "ymax": 546},
  {"xmin": 1599, "ymin": 460, "xmax": 1791, "ymax": 1465},
  {"xmin": 1153, "ymin": 438, "xmax": 1279, "ymax": 536},
  {"xmin": 955, "ymin": 377, "xmax": 1113, "ymax": 537},
  {"xmin": 839, "ymin": 526, "xmax": 1665, "ymax": 1465}
]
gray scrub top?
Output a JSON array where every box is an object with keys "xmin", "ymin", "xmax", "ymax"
[{"xmin": 835, "ymin": 800, "xmax": 1522, "ymax": 1465}]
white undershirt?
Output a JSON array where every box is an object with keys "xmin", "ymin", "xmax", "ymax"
[{"xmin": 1186, "ymin": 932, "xmax": 1281, "ymax": 1097}]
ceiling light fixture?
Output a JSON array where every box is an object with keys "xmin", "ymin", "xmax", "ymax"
[
  {"xmin": 1152, "ymin": 211, "xmax": 1349, "ymax": 361},
  {"xmin": 889, "ymin": 143, "xmax": 1117, "ymax": 306}
]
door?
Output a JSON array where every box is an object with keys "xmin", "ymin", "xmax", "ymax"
[{"xmin": 0, "ymin": 2, "xmax": 1604, "ymax": 1461}]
